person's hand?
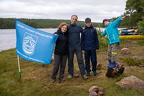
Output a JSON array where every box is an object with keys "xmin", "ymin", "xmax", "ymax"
[
  {"xmin": 121, "ymin": 16, "xmax": 126, "ymax": 20},
  {"xmin": 53, "ymin": 33, "xmax": 57, "ymax": 35},
  {"xmin": 96, "ymin": 50, "xmax": 99, "ymax": 52}
]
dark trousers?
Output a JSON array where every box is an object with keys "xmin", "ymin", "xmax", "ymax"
[
  {"xmin": 68, "ymin": 47, "xmax": 85, "ymax": 76},
  {"xmin": 84, "ymin": 50, "xmax": 97, "ymax": 72},
  {"xmin": 51, "ymin": 54, "xmax": 67, "ymax": 79}
]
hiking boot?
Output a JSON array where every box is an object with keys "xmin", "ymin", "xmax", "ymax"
[
  {"xmin": 51, "ymin": 79, "xmax": 56, "ymax": 83},
  {"xmin": 68, "ymin": 75, "xmax": 73, "ymax": 79},
  {"xmin": 86, "ymin": 71, "xmax": 90, "ymax": 77},
  {"xmin": 108, "ymin": 62, "xmax": 116, "ymax": 68},
  {"xmin": 59, "ymin": 78, "xmax": 65, "ymax": 82},
  {"xmin": 93, "ymin": 71, "xmax": 98, "ymax": 76},
  {"xmin": 82, "ymin": 75, "xmax": 88, "ymax": 80}
]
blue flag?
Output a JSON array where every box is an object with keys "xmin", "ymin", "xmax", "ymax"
[{"xmin": 15, "ymin": 20, "xmax": 58, "ymax": 64}]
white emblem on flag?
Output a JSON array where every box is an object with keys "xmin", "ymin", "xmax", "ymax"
[{"xmin": 23, "ymin": 32, "xmax": 38, "ymax": 55}]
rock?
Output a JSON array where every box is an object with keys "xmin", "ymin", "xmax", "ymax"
[
  {"xmin": 121, "ymin": 48, "xmax": 130, "ymax": 54},
  {"xmin": 89, "ymin": 86, "xmax": 99, "ymax": 92},
  {"xmin": 116, "ymin": 75, "xmax": 144, "ymax": 89},
  {"xmin": 89, "ymin": 91, "xmax": 97, "ymax": 96},
  {"xmin": 106, "ymin": 68, "xmax": 115, "ymax": 78},
  {"xmin": 98, "ymin": 87, "xmax": 104, "ymax": 92},
  {"xmin": 132, "ymin": 56, "xmax": 144, "ymax": 60},
  {"xmin": 98, "ymin": 91, "xmax": 104, "ymax": 96},
  {"xmin": 89, "ymin": 86, "xmax": 104, "ymax": 96},
  {"xmin": 106, "ymin": 63, "xmax": 124, "ymax": 78},
  {"xmin": 98, "ymin": 87, "xmax": 104, "ymax": 96},
  {"xmin": 132, "ymin": 41, "xmax": 137, "ymax": 44}
]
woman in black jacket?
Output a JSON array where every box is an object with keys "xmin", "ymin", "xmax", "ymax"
[{"xmin": 51, "ymin": 23, "xmax": 69, "ymax": 83}]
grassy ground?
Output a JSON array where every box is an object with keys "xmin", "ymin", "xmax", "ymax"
[{"xmin": 0, "ymin": 39, "xmax": 144, "ymax": 96}]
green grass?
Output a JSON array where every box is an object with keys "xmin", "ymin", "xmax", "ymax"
[
  {"xmin": 0, "ymin": 40, "xmax": 144, "ymax": 96},
  {"xmin": 137, "ymin": 40, "xmax": 144, "ymax": 45},
  {"xmin": 124, "ymin": 58, "xmax": 144, "ymax": 66}
]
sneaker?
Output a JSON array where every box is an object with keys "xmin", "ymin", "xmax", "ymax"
[
  {"xmin": 68, "ymin": 75, "xmax": 73, "ymax": 79},
  {"xmin": 74, "ymin": 74, "xmax": 79, "ymax": 78},
  {"xmin": 86, "ymin": 71, "xmax": 90, "ymax": 77},
  {"xmin": 93, "ymin": 71, "xmax": 98, "ymax": 76},
  {"xmin": 82, "ymin": 75, "xmax": 88, "ymax": 79},
  {"xmin": 51, "ymin": 79, "xmax": 56, "ymax": 83}
]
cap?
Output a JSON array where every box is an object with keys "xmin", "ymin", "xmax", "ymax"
[
  {"xmin": 85, "ymin": 18, "xmax": 91, "ymax": 23},
  {"xmin": 103, "ymin": 19, "xmax": 109, "ymax": 24}
]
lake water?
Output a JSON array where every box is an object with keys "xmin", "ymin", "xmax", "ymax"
[
  {"xmin": 0, "ymin": 29, "xmax": 57, "ymax": 52},
  {"xmin": 0, "ymin": 28, "xmax": 125, "ymax": 52}
]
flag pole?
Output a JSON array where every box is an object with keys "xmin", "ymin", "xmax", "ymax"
[{"xmin": 17, "ymin": 55, "xmax": 22, "ymax": 79}]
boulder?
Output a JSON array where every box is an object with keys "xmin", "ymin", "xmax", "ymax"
[
  {"xmin": 89, "ymin": 86, "xmax": 104, "ymax": 96},
  {"xmin": 106, "ymin": 64, "xmax": 124, "ymax": 78},
  {"xmin": 132, "ymin": 56, "xmax": 144, "ymax": 60},
  {"xmin": 116, "ymin": 75, "xmax": 144, "ymax": 89},
  {"xmin": 121, "ymin": 48, "xmax": 130, "ymax": 54},
  {"xmin": 98, "ymin": 87, "xmax": 104, "ymax": 96},
  {"xmin": 89, "ymin": 86, "xmax": 99, "ymax": 93}
]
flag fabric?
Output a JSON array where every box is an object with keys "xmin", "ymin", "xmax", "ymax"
[{"xmin": 15, "ymin": 20, "xmax": 58, "ymax": 64}]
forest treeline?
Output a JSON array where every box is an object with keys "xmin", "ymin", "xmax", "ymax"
[
  {"xmin": 0, "ymin": 18, "xmax": 103, "ymax": 29},
  {"xmin": 0, "ymin": 18, "xmax": 129, "ymax": 29}
]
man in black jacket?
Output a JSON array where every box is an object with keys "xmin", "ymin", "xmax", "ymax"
[{"xmin": 68, "ymin": 15, "xmax": 88, "ymax": 79}]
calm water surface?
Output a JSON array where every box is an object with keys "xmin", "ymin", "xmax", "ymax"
[
  {"xmin": 0, "ymin": 29, "xmax": 57, "ymax": 52},
  {"xmin": 0, "ymin": 28, "xmax": 125, "ymax": 52}
]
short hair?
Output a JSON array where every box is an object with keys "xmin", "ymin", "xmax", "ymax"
[
  {"xmin": 58, "ymin": 23, "xmax": 69, "ymax": 31},
  {"xmin": 71, "ymin": 15, "xmax": 78, "ymax": 19}
]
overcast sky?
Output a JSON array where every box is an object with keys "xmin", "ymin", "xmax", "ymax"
[{"xmin": 0, "ymin": 0, "xmax": 127, "ymax": 22}]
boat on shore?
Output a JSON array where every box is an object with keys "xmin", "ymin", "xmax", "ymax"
[
  {"xmin": 120, "ymin": 29, "xmax": 139, "ymax": 35},
  {"xmin": 120, "ymin": 35, "xmax": 144, "ymax": 40}
]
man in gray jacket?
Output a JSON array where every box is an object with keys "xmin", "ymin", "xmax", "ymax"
[{"xmin": 67, "ymin": 15, "xmax": 88, "ymax": 79}]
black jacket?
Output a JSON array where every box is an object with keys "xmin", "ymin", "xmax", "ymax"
[
  {"xmin": 54, "ymin": 30, "xmax": 68, "ymax": 55},
  {"xmin": 81, "ymin": 26, "xmax": 99, "ymax": 50}
]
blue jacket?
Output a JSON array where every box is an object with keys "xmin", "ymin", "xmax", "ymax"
[
  {"xmin": 68, "ymin": 24, "xmax": 83, "ymax": 48},
  {"xmin": 81, "ymin": 26, "xmax": 99, "ymax": 50},
  {"xmin": 101, "ymin": 16, "xmax": 123, "ymax": 45}
]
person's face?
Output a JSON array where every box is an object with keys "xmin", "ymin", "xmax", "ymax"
[
  {"xmin": 104, "ymin": 21, "xmax": 110, "ymax": 26},
  {"xmin": 71, "ymin": 16, "xmax": 78, "ymax": 24},
  {"xmin": 85, "ymin": 22, "xmax": 91, "ymax": 27},
  {"xmin": 61, "ymin": 25, "xmax": 68, "ymax": 32}
]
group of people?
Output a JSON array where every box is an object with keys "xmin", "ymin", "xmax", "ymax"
[{"xmin": 51, "ymin": 15, "xmax": 126, "ymax": 83}]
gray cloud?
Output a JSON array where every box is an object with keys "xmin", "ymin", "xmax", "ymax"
[{"xmin": 0, "ymin": 0, "xmax": 126, "ymax": 22}]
